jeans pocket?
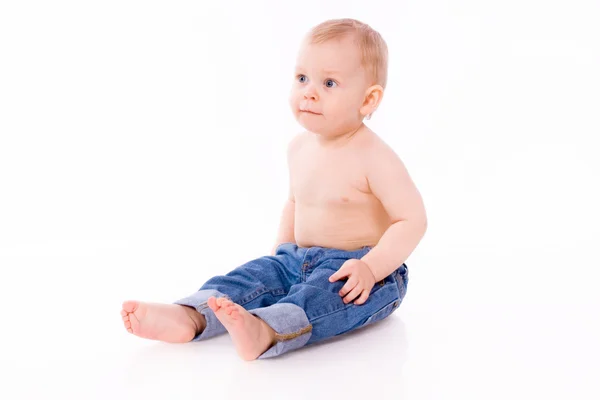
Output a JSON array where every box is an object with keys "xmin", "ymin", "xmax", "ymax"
[{"xmin": 362, "ymin": 300, "xmax": 397, "ymax": 327}]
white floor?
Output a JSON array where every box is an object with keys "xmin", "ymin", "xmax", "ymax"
[{"xmin": 1, "ymin": 239, "xmax": 598, "ymax": 400}]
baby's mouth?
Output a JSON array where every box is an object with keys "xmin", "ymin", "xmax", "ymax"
[{"xmin": 300, "ymin": 109, "xmax": 322, "ymax": 115}]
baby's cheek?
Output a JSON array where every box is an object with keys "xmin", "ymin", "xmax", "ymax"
[{"xmin": 288, "ymin": 91, "xmax": 299, "ymax": 106}]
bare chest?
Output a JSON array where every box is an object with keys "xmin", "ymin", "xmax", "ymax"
[{"xmin": 290, "ymin": 148, "xmax": 373, "ymax": 206}]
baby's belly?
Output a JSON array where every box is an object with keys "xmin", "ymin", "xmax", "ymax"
[{"xmin": 294, "ymin": 203, "xmax": 391, "ymax": 250}]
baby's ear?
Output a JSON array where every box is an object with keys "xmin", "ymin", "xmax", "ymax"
[{"xmin": 360, "ymin": 84, "xmax": 384, "ymax": 119}]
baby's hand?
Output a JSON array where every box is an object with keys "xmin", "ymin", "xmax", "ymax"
[{"xmin": 328, "ymin": 259, "xmax": 376, "ymax": 305}]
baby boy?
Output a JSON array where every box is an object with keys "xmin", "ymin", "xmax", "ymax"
[{"xmin": 121, "ymin": 18, "xmax": 427, "ymax": 361}]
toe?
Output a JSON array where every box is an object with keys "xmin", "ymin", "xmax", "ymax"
[
  {"xmin": 122, "ymin": 300, "xmax": 138, "ymax": 313},
  {"xmin": 120, "ymin": 310, "xmax": 127, "ymax": 317},
  {"xmin": 207, "ymin": 296, "xmax": 218, "ymax": 311}
]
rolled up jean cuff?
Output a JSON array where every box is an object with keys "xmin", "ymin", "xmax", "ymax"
[
  {"xmin": 248, "ymin": 303, "xmax": 313, "ymax": 359},
  {"xmin": 173, "ymin": 289, "xmax": 230, "ymax": 341}
]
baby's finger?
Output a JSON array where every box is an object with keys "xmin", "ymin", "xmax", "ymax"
[
  {"xmin": 329, "ymin": 268, "xmax": 349, "ymax": 283},
  {"xmin": 343, "ymin": 284, "xmax": 363, "ymax": 304},
  {"xmin": 338, "ymin": 279, "xmax": 357, "ymax": 297},
  {"xmin": 353, "ymin": 290, "xmax": 370, "ymax": 305}
]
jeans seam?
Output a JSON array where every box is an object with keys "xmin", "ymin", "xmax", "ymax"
[
  {"xmin": 364, "ymin": 300, "xmax": 397, "ymax": 324},
  {"xmin": 238, "ymin": 287, "xmax": 287, "ymax": 307},
  {"xmin": 308, "ymin": 283, "xmax": 396, "ymax": 324}
]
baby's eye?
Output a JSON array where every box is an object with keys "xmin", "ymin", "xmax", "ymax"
[
  {"xmin": 325, "ymin": 79, "xmax": 337, "ymax": 88},
  {"xmin": 297, "ymin": 75, "xmax": 308, "ymax": 83}
]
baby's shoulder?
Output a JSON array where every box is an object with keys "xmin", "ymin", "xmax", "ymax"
[
  {"xmin": 357, "ymin": 130, "xmax": 398, "ymax": 158},
  {"xmin": 357, "ymin": 131, "xmax": 406, "ymax": 176},
  {"xmin": 286, "ymin": 131, "xmax": 311, "ymax": 156}
]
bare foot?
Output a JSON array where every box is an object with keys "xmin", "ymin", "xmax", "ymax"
[
  {"xmin": 208, "ymin": 296, "xmax": 277, "ymax": 361},
  {"xmin": 121, "ymin": 301, "xmax": 206, "ymax": 343}
]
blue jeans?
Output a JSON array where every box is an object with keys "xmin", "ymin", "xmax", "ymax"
[{"xmin": 174, "ymin": 243, "xmax": 409, "ymax": 359}]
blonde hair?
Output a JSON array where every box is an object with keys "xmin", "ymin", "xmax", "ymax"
[{"xmin": 307, "ymin": 18, "xmax": 388, "ymax": 88}]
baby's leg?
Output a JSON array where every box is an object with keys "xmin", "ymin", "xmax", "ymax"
[
  {"xmin": 244, "ymin": 255, "xmax": 408, "ymax": 359},
  {"xmin": 121, "ymin": 243, "xmax": 301, "ymax": 343}
]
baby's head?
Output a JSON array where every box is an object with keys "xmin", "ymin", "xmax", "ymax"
[{"xmin": 290, "ymin": 18, "xmax": 388, "ymax": 138}]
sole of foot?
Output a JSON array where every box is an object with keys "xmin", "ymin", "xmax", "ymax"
[{"xmin": 121, "ymin": 300, "xmax": 205, "ymax": 343}]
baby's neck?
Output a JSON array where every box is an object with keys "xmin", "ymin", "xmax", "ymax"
[{"xmin": 314, "ymin": 123, "xmax": 368, "ymax": 147}]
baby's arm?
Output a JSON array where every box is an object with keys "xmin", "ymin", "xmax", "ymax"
[
  {"xmin": 360, "ymin": 142, "xmax": 428, "ymax": 281},
  {"xmin": 271, "ymin": 134, "xmax": 303, "ymax": 255},
  {"xmin": 271, "ymin": 190, "xmax": 295, "ymax": 255}
]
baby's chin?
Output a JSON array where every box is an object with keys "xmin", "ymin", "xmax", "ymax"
[
  {"xmin": 295, "ymin": 118, "xmax": 328, "ymax": 136},
  {"xmin": 294, "ymin": 112, "xmax": 327, "ymax": 132}
]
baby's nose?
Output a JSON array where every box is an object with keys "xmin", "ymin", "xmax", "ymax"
[{"xmin": 303, "ymin": 88, "xmax": 318, "ymax": 101}]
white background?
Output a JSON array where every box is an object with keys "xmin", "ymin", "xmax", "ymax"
[{"xmin": 1, "ymin": 0, "xmax": 599, "ymax": 399}]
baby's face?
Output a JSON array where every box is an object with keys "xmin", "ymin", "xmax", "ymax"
[{"xmin": 289, "ymin": 36, "xmax": 371, "ymax": 137}]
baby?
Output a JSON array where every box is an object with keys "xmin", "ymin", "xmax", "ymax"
[{"xmin": 121, "ymin": 18, "xmax": 427, "ymax": 361}]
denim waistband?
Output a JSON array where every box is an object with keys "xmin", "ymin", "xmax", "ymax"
[{"xmin": 277, "ymin": 243, "xmax": 373, "ymax": 266}]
